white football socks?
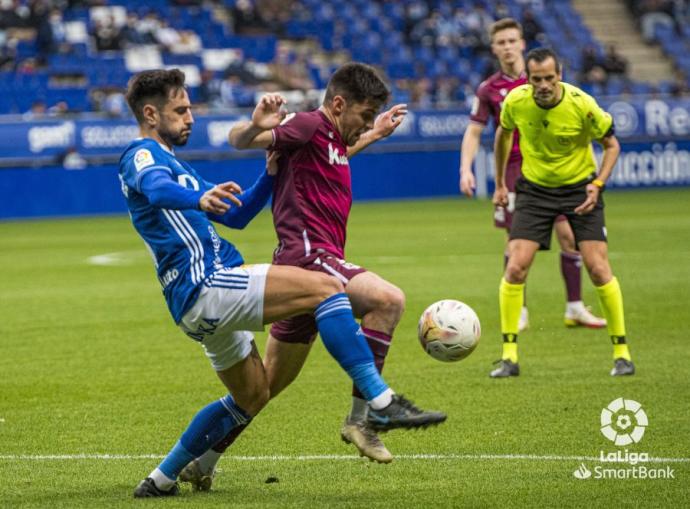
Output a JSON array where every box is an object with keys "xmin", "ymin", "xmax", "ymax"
[
  {"xmin": 149, "ymin": 468, "xmax": 176, "ymax": 490},
  {"xmin": 369, "ymin": 388, "xmax": 394, "ymax": 410}
]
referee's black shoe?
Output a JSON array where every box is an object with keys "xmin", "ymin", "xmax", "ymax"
[
  {"xmin": 489, "ymin": 359, "xmax": 520, "ymax": 378},
  {"xmin": 611, "ymin": 358, "xmax": 635, "ymax": 376}
]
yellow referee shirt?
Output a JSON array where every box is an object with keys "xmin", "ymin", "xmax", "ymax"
[{"xmin": 500, "ymin": 82, "xmax": 613, "ymax": 187}]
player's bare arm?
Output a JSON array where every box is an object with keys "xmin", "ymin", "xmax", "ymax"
[
  {"xmin": 493, "ymin": 125, "xmax": 513, "ymax": 206},
  {"xmin": 459, "ymin": 122, "xmax": 485, "ymax": 197},
  {"xmin": 228, "ymin": 93, "xmax": 288, "ymax": 150},
  {"xmin": 575, "ymin": 134, "xmax": 620, "ymax": 215},
  {"xmin": 199, "ymin": 182, "xmax": 243, "ymax": 215},
  {"xmin": 265, "ymin": 150, "xmax": 279, "ymax": 176},
  {"xmin": 347, "ymin": 104, "xmax": 407, "ymax": 157}
]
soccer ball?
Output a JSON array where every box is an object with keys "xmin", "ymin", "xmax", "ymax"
[{"xmin": 418, "ymin": 299, "xmax": 481, "ymax": 362}]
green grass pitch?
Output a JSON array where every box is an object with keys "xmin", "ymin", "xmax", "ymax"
[{"xmin": 1, "ymin": 189, "xmax": 688, "ymax": 508}]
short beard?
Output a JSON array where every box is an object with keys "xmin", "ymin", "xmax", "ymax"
[{"xmin": 161, "ymin": 130, "xmax": 189, "ymax": 147}]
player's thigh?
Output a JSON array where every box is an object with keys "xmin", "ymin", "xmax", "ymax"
[
  {"xmin": 216, "ymin": 342, "xmax": 269, "ymax": 416},
  {"xmin": 263, "ymin": 265, "xmax": 343, "ymax": 323},
  {"xmin": 346, "ymin": 271, "xmax": 405, "ymax": 319},
  {"xmin": 553, "ymin": 216, "xmax": 577, "ymax": 252}
]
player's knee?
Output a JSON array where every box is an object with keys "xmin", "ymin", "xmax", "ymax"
[
  {"xmin": 586, "ymin": 261, "xmax": 612, "ymax": 286},
  {"xmin": 505, "ymin": 261, "xmax": 529, "ymax": 283},
  {"xmin": 375, "ymin": 286, "xmax": 406, "ymax": 320},
  {"xmin": 233, "ymin": 383, "xmax": 270, "ymax": 417}
]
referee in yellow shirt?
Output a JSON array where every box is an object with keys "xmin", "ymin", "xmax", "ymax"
[{"xmin": 491, "ymin": 47, "xmax": 634, "ymax": 378}]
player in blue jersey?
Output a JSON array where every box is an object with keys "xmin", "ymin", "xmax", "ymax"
[{"xmin": 120, "ymin": 69, "xmax": 446, "ymax": 498}]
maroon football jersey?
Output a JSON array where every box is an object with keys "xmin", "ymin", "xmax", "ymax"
[
  {"xmin": 270, "ymin": 110, "xmax": 352, "ymax": 262},
  {"xmin": 470, "ymin": 71, "xmax": 526, "ymax": 189}
]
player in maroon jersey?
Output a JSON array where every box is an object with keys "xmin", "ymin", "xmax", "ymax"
[
  {"xmin": 178, "ymin": 63, "xmax": 425, "ymax": 482},
  {"xmin": 233, "ymin": 63, "xmax": 413, "ymax": 463},
  {"xmin": 458, "ymin": 19, "xmax": 605, "ymax": 372}
]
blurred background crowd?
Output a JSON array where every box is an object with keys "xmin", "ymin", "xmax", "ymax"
[{"xmin": 0, "ymin": 0, "xmax": 688, "ymax": 118}]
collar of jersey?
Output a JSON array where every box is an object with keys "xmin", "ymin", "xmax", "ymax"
[{"xmin": 135, "ymin": 137, "xmax": 175, "ymax": 155}]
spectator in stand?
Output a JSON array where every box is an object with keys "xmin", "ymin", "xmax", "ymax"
[
  {"xmin": 403, "ymin": 0, "xmax": 430, "ymax": 44},
  {"xmin": 103, "ymin": 87, "xmax": 127, "ymax": 117},
  {"xmin": 0, "ymin": 0, "xmax": 29, "ymax": 29},
  {"xmin": 170, "ymin": 30, "xmax": 201, "ymax": 54},
  {"xmin": 434, "ymin": 76, "xmax": 460, "ymax": 109},
  {"xmin": 23, "ymin": 100, "xmax": 47, "ymax": 120},
  {"xmin": 93, "ymin": 14, "xmax": 122, "ymax": 51},
  {"xmin": 465, "ymin": 2, "xmax": 493, "ymax": 46},
  {"xmin": 231, "ymin": 0, "xmax": 267, "ymax": 34},
  {"xmin": 579, "ymin": 45, "xmax": 607, "ymax": 86},
  {"xmin": 137, "ymin": 11, "xmax": 161, "ymax": 45},
  {"xmin": 0, "ymin": 31, "xmax": 16, "ymax": 70},
  {"xmin": 410, "ymin": 12, "xmax": 439, "ymax": 49},
  {"xmin": 199, "ymin": 69, "xmax": 224, "ymax": 110},
  {"xmin": 219, "ymin": 74, "xmax": 241, "ymax": 108},
  {"xmin": 520, "ymin": 8, "xmax": 544, "ymax": 49},
  {"xmin": 155, "ymin": 19, "xmax": 180, "ymax": 52},
  {"xmin": 410, "ymin": 76, "xmax": 433, "ymax": 108},
  {"xmin": 36, "ymin": 9, "xmax": 68, "ymax": 63},
  {"xmin": 120, "ymin": 12, "xmax": 150, "ymax": 47},
  {"xmin": 269, "ymin": 45, "xmax": 314, "ymax": 91},
  {"xmin": 602, "ymin": 44, "xmax": 628, "ymax": 79}
]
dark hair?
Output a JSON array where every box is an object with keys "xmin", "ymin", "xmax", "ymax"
[
  {"xmin": 525, "ymin": 48, "xmax": 561, "ymax": 75},
  {"xmin": 125, "ymin": 69, "xmax": 186, "ymax": 123},
  {"xmin": 324, "ymin": 62, "xmax": 389, "ymax": 107},
  {"xmin": 489, "ymin": 17, "xmax": 523, "ymax": 40}
]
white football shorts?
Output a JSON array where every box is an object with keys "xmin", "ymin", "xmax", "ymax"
[{"xmin": 179, "ymin": 264, "xmax": 269, "ymax": 371}]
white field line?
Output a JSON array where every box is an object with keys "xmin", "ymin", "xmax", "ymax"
[
  {"xmin": 86, "ymin": 250, "xmax": 147, "ymax": 266},
  {"xmin": 0, "ymin": 453, "xmax": 688, "ymax": 463}
]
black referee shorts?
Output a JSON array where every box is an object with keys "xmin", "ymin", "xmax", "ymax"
[{"xmin": 509, "ymin": 176, "xmax": 607, "ymax": 250}]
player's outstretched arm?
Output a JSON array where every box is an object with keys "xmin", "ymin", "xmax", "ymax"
[
  {"xmin": 208, "ymin": 152, "xmax": 279, "ymax": 229},
  {"xmin": 347, "ymin": 104, "xmax": 407, "ymax": 157},
  {"xmin": 140, "ymin": 169, "xmax": 240, "ymax": 213},
  {"xmin": 229, "ymin": 93, "xmax": 287, "ymax": 150},
  {"xmin": 493, "ymin": 125, "xmax": 513, "ymax": 207},
  {"xmin": 459, "ymin": 122, "xmax": 485, "ymax": 197}
]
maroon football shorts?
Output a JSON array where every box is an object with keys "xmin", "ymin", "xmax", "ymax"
[{"xmin": 270, "ymin": 251, "xmax": 367, "ymax": 344}]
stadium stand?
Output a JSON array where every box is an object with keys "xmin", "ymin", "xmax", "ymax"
[{"xmin": 0, "ymin": 0, "xmax": 685, "ymax": 116}]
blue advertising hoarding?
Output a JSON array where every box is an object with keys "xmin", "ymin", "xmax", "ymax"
[
  {"xmin": 1, "ymin": 97, "xmax": 690, "ymax": 162},
  {"xmin": 1, "ymin": 97, "xmax": 690, "ymax": 219}
]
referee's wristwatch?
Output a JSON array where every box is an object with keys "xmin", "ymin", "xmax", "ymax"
[{"xmin": 592, "ymin": 178, "xmax": 606, "ymax": 191}]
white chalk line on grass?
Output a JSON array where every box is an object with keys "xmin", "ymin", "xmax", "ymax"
[{"xmin": 1, "ymin": 453, "xmax": 689, "ymax": 463}]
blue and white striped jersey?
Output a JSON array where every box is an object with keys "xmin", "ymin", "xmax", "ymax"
[{"xmin": 119, "ymin": 138, "xmax": 246, "ymax": 323}]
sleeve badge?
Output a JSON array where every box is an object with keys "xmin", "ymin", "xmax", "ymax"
[{"xmin": 134, "ymin": 149, "xmax": 155, "ymax": 172}]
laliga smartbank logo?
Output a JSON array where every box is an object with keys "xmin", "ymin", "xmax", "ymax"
[
  {"xmin": 572, "ymin": 398, "xmax": 675, "ymax": 480},
  {"xmin": 600, "ymin": 397, "xmax": 648, "ymax": 445}
]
